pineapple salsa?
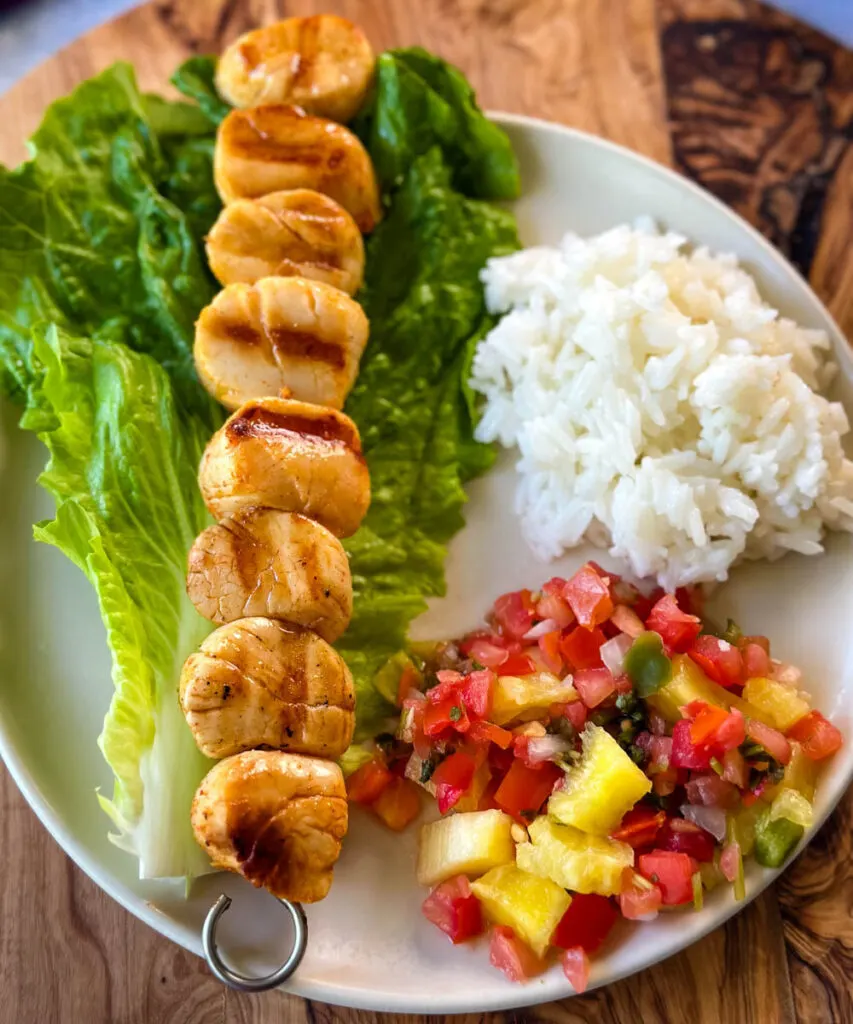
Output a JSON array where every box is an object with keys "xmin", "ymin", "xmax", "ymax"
[{"xmin": 344, "ymin": 563, "xmax": 843, "ymax": 990}]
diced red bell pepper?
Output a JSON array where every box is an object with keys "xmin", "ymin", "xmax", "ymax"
[
  {"xmin": 422, "ymin": 876, "xmax": 483, "ymax": 944},
  {"xmin": 538, "ymin": 630, "xmax": 564, "ymax": 674},
  {"xmin": 688, "ymin": 635, "xmax": 744, "ymax": 689},
  {"xmin": 468, "ymin": 719, "xmax": 514, "ymax": 750},
  {"xmin": 433, "ymin": 752, "xmax": 477, "ymax": 814},
  {"xmin": 494, "ymin": 759, "xmax": 562, "ymax": 822},
  {"xmin": 646, "ymin": 594, "xmax": 702, "ymax": 654},
  {"xmin": 560, "ymin": 626, "xmax": 606, "ymax": 670},
  {"xmin": 423, "ymin": 696, "xmax": 470, "ymax": 738},
  {"xmin": 346, "ymin": 759, "xmax": 393, "ymax": 805},
  {"xmin": 396, "ymin": 662, "xmax": 422, "ymax": 707},
  {"xmin": 489, "ymin": 926, "xmax": 545, "ymax": 982},
  {"xmin": 493, "ymin": 590, "xmax": 536, "ymax": 640},
  {"xmin": 372, "ymin": 777, "xmax": 422, "ymax": 831},
  {"xmin": 611, "ymin": 805, "xmax": 666, "ymax": 849},
  {"xmin": 658, "ymin": 819, "xmax": 715, "ymax": 862},
  {"xmin": 536, "ymin": 591, "xmax": 575, "ymax": 628},
  {"xmin": 458, "ymin": 669, "xmax": 495, "ymax": 720},
  {"xmin": 563, "ymin": 564, "xmax": 614, "ymax": 629},
  {"xmin": 671, "ymin": 719, "xmax": 713, "ymax": 770},
  {"xmin": 688, "ymin": 703, "xmax": 730, "ymax": 746},
  {"xmin": 574, "ymin": 667, "xmax": 617, "ymax": 709},
  {"xmin": 554, "ymin": 894, "xmax": 618, "ymax": 953},
  {"xmin": 787, "ymin": 710, "xmax": 843, "ymax": 761},
  {"xmin": 742, "ymin": 642, "xmax": 771, "ymax": 680},
  {"xmin": 610, "ymin": 604, "xmax": 645, "ymax": 638},
  {"xmin": 618, "ymin": 871, "xmax": 663, "ymax": 919},
  {"xmin": 637, "ymin": 851, "xmax": 699, "ymax": 905},
  {"xmin": 746, "ymin": 718, "xmax": 792, "ymax": 765},
  {"xmin": 500, "ymin": 651, "xmax": 536, "ymax": 676},
  {"xmin": 561, "ymin": 946, "xmax": 591, "ymax": 993}
]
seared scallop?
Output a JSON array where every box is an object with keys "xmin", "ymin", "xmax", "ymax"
[
  {"xmin": 214, "ymin": 105, "xmax": 381, "ymax": 233},
  {"xmin": 215, "ymin": 15, "xmax": 374, "ymax": 123},
  {"xmin": 192, "ymin": 750, "xmax": 347, "ymax": 903},
  {"xmin": 198, "ymin": 397, "xmax": 370, "ymax": 537},
  {"xmin": 194, "ymin": 276, "xmax": 369, "ymax": 411},
  {"xmin": 206, "ymin": 189, "xmax": 365, "ymax": 294},
  {"xmin": 187, "ymin": 508, "xmax": 352, "ymax": 641},
  {"xmin": 180, "ymin": 617, "xmax": 355, "ymax": 759}
]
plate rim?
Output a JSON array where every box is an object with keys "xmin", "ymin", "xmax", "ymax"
[{"xmin": 1, "ymin": 110, "xmax": 851, "ymax": 1012}]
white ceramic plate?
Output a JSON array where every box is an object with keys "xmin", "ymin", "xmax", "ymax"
[{"xmin": 1, "ymin": 114, "xmax": 851, "ymax": 1013}]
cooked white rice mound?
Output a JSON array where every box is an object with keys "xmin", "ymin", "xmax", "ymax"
[{"xmin": 471, "ymin": 223, "xmax": 853, "ymax": 590}]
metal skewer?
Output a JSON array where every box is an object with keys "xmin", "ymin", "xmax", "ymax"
[{"xmin": 202, "ymin": 893, "xmax": 308, "ymax": 992}]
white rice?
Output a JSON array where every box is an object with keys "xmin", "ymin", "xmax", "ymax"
[{"xmin": 470, "ymin": 222, "xmax": 853, "ymax": 590}]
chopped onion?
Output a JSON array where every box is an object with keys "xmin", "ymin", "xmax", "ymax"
[
  {"xmin": 680, "ymin": 803, "xmax": 727, "ymax": 842},
  {"xmin": 649, "ymin": 708, "xmax": 667, "ymax": 737},
  {"xmin": 523, "ymin": 617, "xmax": 559, "ymax": 640},
  {"xmin": 685, "ymin": 774, "xmax": 739, "ymax": 809},
  {"xmin": 771, "ymin": 661, "xmax": 802, "ymax": 686},
  {"xmin": 600, "ymin": 633, "xmax": 633, "ymax": 676},
  {"xmin": 524, "ymin": 734, "xmax": 573, "ymax": 765}
]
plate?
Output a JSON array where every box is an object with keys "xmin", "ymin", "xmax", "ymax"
[{"xmin": 1, "ymin": 113, "xmax": 851, "ymax": 1013}]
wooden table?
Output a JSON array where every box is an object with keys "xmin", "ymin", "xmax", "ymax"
[{"xmin": 1, "ymin": 1, "xmax": 851, "ymax": 1021}]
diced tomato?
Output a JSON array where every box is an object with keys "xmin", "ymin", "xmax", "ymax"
[
  {"xmin": 459, "ymin": 630, "xmax": 516, "ymax": 657},
  {"xmin": 561, "ymin": 946, "xmax": 591, "ymax": 994},
  {"xmin": 648, "ymin": 734, "xmax": 672, "ymax": 770},
  {"xmin": 489, "ymin": 926, "xmax": 545, "ymax": 983},
  {"xmin": 688, "ymin": 635, "xmax": 744, "ymax": 689},
  {"xmin": 423, "ymin": 696, "xmax": 470, "ymax": 738},
  {"xmin": 721, "ymin": 747, "xmax": 748, "ymax": 788},
  {"xmin": 610, "ymin": 604, "xmax": 645, "ymax": 638},
  {"xmin": 633, "ymin": 586, "xmax": 665, "ymax": 621},
  {"xmin": 346, "ymin": 759, "xmax": 393, "ymax": 805},
  {"xmin": 372, "ymin": 777, "xmax": 422, "ymax": 831},
  {"xmin": 468, "ymin": 719, "xmax": 514, "ymax": 750},
  {"xmin": 742, "ymin": 642, "xmax": 771, "ymax": 680},
  {"xmin": 787, "ymin": 710, "xmax": 843, "ymax": 761},
  {"xmin": 488, "ymin": 740, "xmax": 516, "ymax": 778},
  {"xmin": 433, "ymin": 752, "xmax": 477, "ymax": 814},
  {"xmin": 674, "ymin": 586, "xmax": 703, "ymax": 617},
  {"xmin": 740, "ymin": 634, "xmax": 770, "ymax": 654},
  {"xmin": 410, "ymin": 704, "xmax": 431, "ymax": 760},
  {"xmin": 542, "ymin": 576, "xmax": 569, "ymax": 597},
  {"xmin": 658, "ymin": 820, "xmax": 715, "ymax": 862},
  {"xmin": 494, "ymin": 759, "xmax": 561, "ymax": 823},
  {"xmin": 493, "ymin": 590, "xmax": 536, "ymax": 640},
  {"xmin": 467, "ymin": 637, "xmax": 510, "ymax": 669},
  {"xmin": 637, "ymin": 851, "xmax": 698, "ymax": 905},
  {"xmin": 574, "ymin": 667, "xmax": 617, "ymax": 708},
  {"xmin": 746, "ymin": 718, "xmax": 792, "ymax": 765},
  {"xmin": 563, "ymin": 564, "xmax": 614, "ymax": 629},
  {"xmin": 500, "ymin": 651, "xmax": 536, "ymax": 676},
  {"xmin": 560, "ymin": 626, "xmax": 606, "ymax": 670},
  {"xmin": 458, "ymin": 669, "xmax": 495, "ymax": 720},
  {"xmin": 719, "ymin": 842, "xmax": 741, "ymax": 883},
  {"xmin": 671, "ymin": 719, "xmax": 713, "ymax": 770},
  {"xmin": 618, "ymin": 872, "xmax": 663, "ymax": 919},
  {"xmin": 610, "ymin": 805, "xmax": 666, "ymax": 849},
  {"xmin": 536, "ymin": 591, "xmax": 575, "ymax": 628},
  {"xmin": 549, "ymin": 699, "xmax": 588, "ymax": 732},
  {"xmin": 646, "ymin": 594, "xmax": 702, "ymax": 654},
  {"xmin": 422, "ymin": 876, "xmax": 483, "ymax": 944},
  {"xmin": 553, "ymin": 894, "xmax": 617, "ymax": 954},
  {"xmin": 426, "ymin": 671, "xmax": 464, "ymax": 705},
  {"xmin": 684, "ymin": 774, "xmax": 740, "ymax": 808},
  {"xmin": 396, "ymin": 662, "xmax": 422, "ymax": 707},
  {"xmin": 478, "ymin": 775, "xmax": 501, "ymax": 812},
  {"xmin": 538, "ymin": 630, "xmax": 564, "ymax": 674}
]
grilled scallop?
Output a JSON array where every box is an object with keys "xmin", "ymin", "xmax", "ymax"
[
  {"xmin": 192, "ymin": 750, "xmax": 347, "ymax": 903},
  {"xmin": 187, "ymin": 508, "xmax": 352, "ymax": 641},
  {"xmin": 205, "ymin": 189, "xmax": 365, "ymax": 294},
  {"xmin": 198, "ymin": 397, "xmax": 370, "ymax": 537},
  {"xmin": 194, "ymin": 276, "xmax": 369, "ymax": 411},
  {"xmin": 180, "ymin": 617, "xmax": 355, "ymax": 759},
  {"xmin": 215, "ymin": 14, "xmax": 374, "ymax": 123},
  {"xmin": 214, "ymin": 105, "xmax": 381, "ymax": 233}
]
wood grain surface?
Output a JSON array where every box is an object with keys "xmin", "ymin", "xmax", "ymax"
[{"xmin": 1, "ymin": 1, "xmax": 851, "ymax": 1022}]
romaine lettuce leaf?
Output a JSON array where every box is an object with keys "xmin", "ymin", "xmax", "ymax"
[{"xmin": 21, "ymin": 323, "xmax": 214, "ymax": 879}]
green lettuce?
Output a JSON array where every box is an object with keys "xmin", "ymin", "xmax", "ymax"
[{"xmin": 21, "ymin": 323, "xmax": 214, "ymax": 878}]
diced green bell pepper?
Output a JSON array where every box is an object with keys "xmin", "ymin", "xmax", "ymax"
[
  {"xmin": 753, "ymin": 810, "xmax": 804, "ymax": 868},
  {"xmin": 625, "ymin": 632, "xmax": 672, "ymax": 697}
]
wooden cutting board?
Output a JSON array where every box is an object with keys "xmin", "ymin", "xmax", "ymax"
[{"xmin": 1, "ymin": 1, "xmax": 851, "ymax": 1021}]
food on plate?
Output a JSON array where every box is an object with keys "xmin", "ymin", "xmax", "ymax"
[
  {"xmin": 350, "ymin": 562, "xmax": 842, "ymax": 983},
  {"xmin": 205, "ymin": 189, "xmax": 365, "ymax": 293},
  {"xmin": 471, "ymin": 224, "xmax": 853, "ymax": 590},
  {"xmin": 194, "ymin": 275, "xmax": 370, "ymax": 410},
  {"xmin": 215, "ymin": 15, "xmax": 374, "ymax": 121},
  {"xmin": 191, "ymin": 750, "xmax": 348, "ymax": 902},
  {"xmin": 187, "ymin": 508, "xmax": 352, "ymax": 640},
  {"xmin": 214, "ymin": 105, "xmax": 382, "ymax": 231},
  {"xmin": 180, "ymin": 617, "xmax": 355, "ymax": 758},
  {"xmin": 198, "ymin": 397, "xmax": 370, "ymax": 536}
]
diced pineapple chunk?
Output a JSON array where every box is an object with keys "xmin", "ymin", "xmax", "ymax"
[
  {"xmin": 455, "ymin": 761, "xmax": 491, "ymax": 813},
  {"xmin": 417, "ymin": 810, "xmax": 515, "ymax": 887},
  {"xmin": 516, "ymin": 816, "xmax": 633, "ymax": 896},
  {"xmin": 491, "ymin": 672, "xmax": 578, "ymax": 726},
  {"xmin": 549, "ymin": 724, "xmax": 651, "ymax": 836},
  {"xmin": 647, "ymin": 655, "xmax": 759, "ymax": 723},
  {"xmin": 471, "ymin": 863, "xmax": 570, "ymax": 956},
  {"xmin": 782, "ymin": 741, "xmax": 819, "ymax": 801},
  {"xmin": 769, "ymin": 788, "xmax": 813, "ymax": 828},
  {"xmin": 742, "ymin": 677, "xmax": 810, "ymax": 732}
]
